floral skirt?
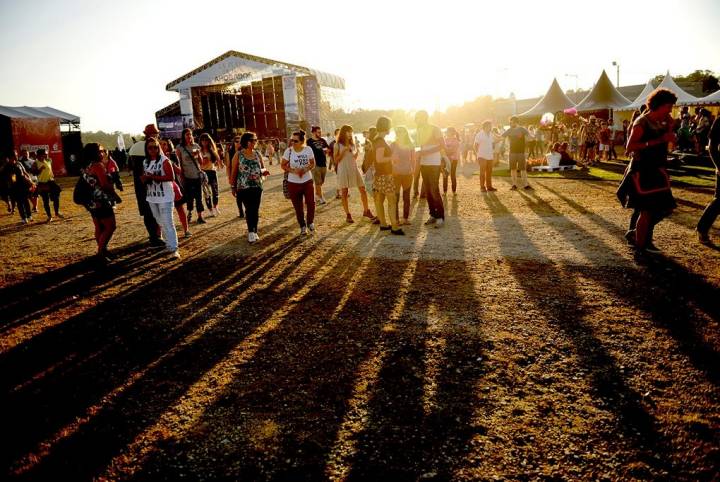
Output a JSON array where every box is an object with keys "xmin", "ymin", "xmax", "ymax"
[{"xmin": 373, "ymin": 174, "xmax": 395, "ymax": 195}]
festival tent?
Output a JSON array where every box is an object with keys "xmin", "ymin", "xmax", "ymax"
[
  {"xmin": 517, "ymin": 78, "xmax": 576, "ymax": 118},
  {"xmin": 655, "ymin": 71, "xmax": 700, "ymax": 106},
  {"xmin": 697, "ymin": 89, "xmax": 720, "ymax": 105},
  {"xmin": 616, "ymin": 80, "xmax": 657, "ymax": 112},
  {"xmin": 574, "ymin": 70, "xmax": 631, "ymax": 112},
  {"xmin": 0, "ymin": 105, "xmax": 81, "ymax": 175}
]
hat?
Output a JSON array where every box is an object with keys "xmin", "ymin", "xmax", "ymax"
[{"xmin": 143, "ymin": 124, "xmax": 160, "ymax": 136}]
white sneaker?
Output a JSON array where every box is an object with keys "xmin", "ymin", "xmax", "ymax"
[
  {"xmin": 170, "ymin": 250, "xmax": 181, "ymax": 259},
  {"xmin": 308, "ymin": 223, "xmax": 316, "ymax": 233},
  {"xmin": 254, "ymin": 232, "xmax": 260, "ymax": 242},
  {"xmin": 435, "ymin": 218, "xmax": 444, "ymax": 228},
  {"xmin": 300, "ymin": 226, "xmax": 307, "ymax": 236},
  {"xmin": 248, "ymin": 232, "xmax": 256, "ymax": 243}
]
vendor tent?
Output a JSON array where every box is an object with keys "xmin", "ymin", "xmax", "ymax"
[
  {"xmin": 616, "ymin": 80, "xmax": 656, "ymax": 112},
  {"xmin": 699, "ymin": 89, "xmax": 720, "ymax": 105},
  {"xmin": 517, "ymin": 78, "xmax": 575, "ymax": 118},
  {"xmin": 655, "ymin": 71, "xmax": 700, "ymax": 105},
  {"xmin": 575, "ymin": 70, "xmax": 631, "ymax": 112}
]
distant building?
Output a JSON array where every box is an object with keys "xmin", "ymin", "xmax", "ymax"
[{"xmin": 157, "ymin": 51, "xmax": 346, "ymax": 141}]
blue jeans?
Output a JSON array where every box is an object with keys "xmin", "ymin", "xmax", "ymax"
[{"xmin": 149, "ymin": 201, "xmax": 178, "ymax": 251}]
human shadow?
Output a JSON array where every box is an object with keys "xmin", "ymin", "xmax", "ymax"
[
  {"xmin": 2, "ymin": 219, "xmax": 358, "ymax": 480},
  {"xmin": 482, "ymin": 193, "xmax": 673, "ymax": 476}
]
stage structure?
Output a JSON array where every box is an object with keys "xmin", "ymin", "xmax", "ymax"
[{"xmin": 157, "ymin": 51, "xmax": 346, "ymax": 140}]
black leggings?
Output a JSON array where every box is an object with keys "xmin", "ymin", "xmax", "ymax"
[
  {"xmin": 237, "ymin": 187, "xmax": 262, "ymax": 232},
  {"xmin": 39, "ymin": 187, "xmax": 60, "ymax": 217},
  {"xmin": 442, "ymin": 159, "xmax": 459, "ymax": 193}
]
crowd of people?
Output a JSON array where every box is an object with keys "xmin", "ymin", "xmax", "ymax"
[{"xmin": 1, "ymin": 88, "xmax": 718, "ymax": 264}]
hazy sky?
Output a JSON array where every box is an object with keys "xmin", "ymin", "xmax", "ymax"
[{"xmin": 1, "ymin": 0, "xmax": 719, "ymax": 133}]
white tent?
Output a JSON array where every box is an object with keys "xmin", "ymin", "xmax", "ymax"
[
  {"xmin": 655, "ymin": 71, "xmax": 699, "ymax": 105},
  {"xmin": 698, "ymin": 89, "xmax": 720, "ymax": 105},
  {"xmin": 616, "ymin": 80, "xmax": 656, "ymax": 112}
]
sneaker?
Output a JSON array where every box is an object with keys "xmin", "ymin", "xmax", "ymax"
[
  {"xmin": 697, "ymin": 230, "xmax": 712, "ymax": 245},
  {"xmin": 215, "ymin": 207, "xmax": 221, "ymax": 216},
  {"xmin": 300, "ymin": 226, "xmax": 307, "ymax": 236},
  {"xmin": 308, "ymin": 223, "xmax": 316, "ymax": 233},
  {"xmin": 197, "ymin": 217, "xmax": 207, "ymax": 224},
  {"xmin": 487, "ymin": 187, "xmax": 497, "ymax": 192},
  {"xmin": 524, "ymin": 185, "xmax": 534, "ymax": 190},
  {"xmin": 170, "ymin": 250, "xmax": 181, "ymax": 260},
  {"xmin": 511, "ymin": 185, "xmax": 518, "ymax": 191},
  {"xmin": 379, "ymin": 225, "xmax": 391, "ymax": 231},
  {"xmin": 21, "ymin": 218, "xmax": 28, "ymax": 225},
  {"xmin": 46, "ymin": 216, "xmax": 53, "ymax": 223},
  {"xmin": 317, "ymin": 198, "xmax": 326, "ymax": 205},
  {"xmin": 184, "ymin": 230, "xmax": 192, "ymax": 238},
  {"xmin": 391, "ymin": 228, "xmax": 405, "ymax": 235},
  {"xmin": 363, "ymin": 210, "xmax": 376, "ymax": 220},
  {"xmin": 208, "ymin": 209, "xmax": 216, "ymax": 218},
  {"xmin": 254, "ymin": 232, "xmax": 261, "ymax": 242},
  {"xmin": 248, "ymin": 232, "xmax": 256, "ymax": 243},
  {"xmin": 424, "ymin": 217, "xmax": 437, "ymax": 225},
  {"xmin": 435, "ymin": 218, "xmax": 445, "ymax": 228},
  {"xmin": 56, "ymin": 213, "xmax": 65, "ymax": 219}
]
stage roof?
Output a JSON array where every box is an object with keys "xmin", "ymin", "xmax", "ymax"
[{"xmin": 166, "ymin": 50, "xmax": 345, "ymax": 91}]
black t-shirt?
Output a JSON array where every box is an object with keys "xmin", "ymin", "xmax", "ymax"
[
  {"xmin": 307, "ymin": 137, "xmax": 329, "ymax": 168},
  {"xmin": 372, "ymin": 137, "xmax": 392, "ymax": 175}
]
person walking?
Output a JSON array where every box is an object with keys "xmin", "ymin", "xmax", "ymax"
[
  {"xmin": 4, "ymin": 151, "xmax": 34, "ymax": 224},
  {"xmin": 230, "ymin": 132, "xmax": 269, "ymax": 243},
  {"xmin": 620, "ymin": 88, "xmax": 678, "ymax": 254},
  {"xmin": 33, "ymin": 148, "xmax": 64, "ymax": 221},
  {"xmin": 229, "ymin": 132, "xmax": 270, "ymax": 243},
  {"xmin": 334, "ymin": 124, "xmax": 374, "ymax": 223},
  {"xmin": 372, "ymin": 116, "xmax": 404, "ymax": 235},
  {"xmin": 141, "ymin": 137, "xmax": 180, "ymax": 259},
  {"xmin": 159, "ymin": 138, "xmax": 191, "ymax": 238},
  {"xmin": 281, "ymin": 130, "xmax": 316, "ymax": 235},
  {"xmin": 226, "ymin": 136, "xmax": 245, "ymax": 219},
  {"xmin": 128, "ymin": 124, "xmax": 163, "ymax": 246},
  {"xmin": 307, "ymin": 126, "xmax": 330, "ymax": 205},
  {"xmin": 696, "ymin": 115, "xmax": 720, "ymax": 245},
  {"xmin": 176, "ymin": 128, "xmax": 207, "ymax": 225},
  {"xmin": 82, "ymin": 143, "xmax": 118, "ymax": 262},
  {"xmin": 391, "ymin": 126, "xmax": 415, "ymax": 225},
  {"xmin": 474, "ymin": 120, "xmax": 499, "ymax": 192},
  {"xmin": 502, "ymin": 116, "xmax": 532, "ymax": 190},
  {"xmin": 199, "ymin": 133, "xmax": 223, "ymax": 217},
  {"xmin": 415, "ymin": 110, "xmax": 446, "ymax": 227},
  {"xmin": 442, "ymin": 127, "xmax": 461, "ymax": 195}
]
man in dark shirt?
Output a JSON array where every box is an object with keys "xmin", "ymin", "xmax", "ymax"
[
  {"xmin": 697, "ymin": 116, "xmax": 720, "ymax": 245},
  {"xmin": 307, "ymin": 126, "xmax": 329, "ymax": 204},
  {"xmin": 501, "ymin": 116, "xmax": 532, "ymax": 190},
  {"xmin": 327, "ymin": 128, "xmax": 341, "ymax": 199}
]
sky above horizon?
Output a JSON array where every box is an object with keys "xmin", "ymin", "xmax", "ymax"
[{"xmin": 1, "ymin": 0, "xmax": 719, "ymax": 133}]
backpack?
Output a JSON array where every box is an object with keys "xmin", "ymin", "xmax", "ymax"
[{"xmin": 73, "ymin": 174, "xmax": 93, "ymax": 206}]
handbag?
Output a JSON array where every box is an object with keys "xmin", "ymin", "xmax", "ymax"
[
  {"xmin": 183, "ymin": 145, "xmax": 209, "ymax": 185},
  {"xmin": 172, "ymin": 180, "xmax": 183, "ymax": 202}
]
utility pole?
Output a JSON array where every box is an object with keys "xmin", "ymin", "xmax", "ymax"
[{"xmin": 612, "ymin": 61, "xmax": 620, "ymax": 87}]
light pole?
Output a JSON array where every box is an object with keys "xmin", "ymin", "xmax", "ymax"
[
  {"xmin": 612, "ymin": 61, "xmax": 620, "ymax": 87},
  {"xmin": 564, "ymin": 73, "xmax": 578, "ymax": 92}
]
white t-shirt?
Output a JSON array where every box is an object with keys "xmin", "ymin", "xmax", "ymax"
[
  {"xmin": 474, "ymin": 131, "xmax": 494, "ymax": 160},
  {"xmin": 143, "ymin": 157, "xmax": 174, "ymax": 204},
  {"xmin": 283, "ymin": 146, "xmax": 314, "ymax": 184}
]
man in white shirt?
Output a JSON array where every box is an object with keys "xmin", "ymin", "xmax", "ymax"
[
  {"xmin": 473, "ymin": 120, "xmax": 498, "ymax": 192},
  {"xmin": 415, "ymin": 110, "xmax": 445, "ymax": 227}
]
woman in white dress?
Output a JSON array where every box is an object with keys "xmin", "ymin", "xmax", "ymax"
[{"xmin": 334, "ymin": 124, "xmax": 375, "ymax": 223}]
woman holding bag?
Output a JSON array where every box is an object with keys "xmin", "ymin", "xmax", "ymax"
[
  {"xmin": 141, "ymin": 137, "xmax": 180, "ymax": 259},
  {"xmin": 230, "ymin": 131, "xmax": 269, "ymax": 243},
  {"xmin": 176, "ymin": 128, "xmax": 206, "ymax": 225}
]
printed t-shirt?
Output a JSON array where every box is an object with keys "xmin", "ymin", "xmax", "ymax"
[
  {"xmin": 307, "ymin": 137, "xmax": 329, "ymax": 168},
  {"xmin": 283, "ymin": 146, "xmax": 314, "ymax": 183}
]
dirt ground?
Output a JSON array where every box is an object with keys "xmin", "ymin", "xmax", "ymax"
[{"xmin": 1, "ymin": 162, "xmax": 719, "ymax": 481}]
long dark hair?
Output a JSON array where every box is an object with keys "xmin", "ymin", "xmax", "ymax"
[
  {"xmin": 338, "ymin": 125, "xmax": 354, "ymax": 147},
  {"xmin": 180, "ymin": 128, "xmax": 193, "ymax": 147}
]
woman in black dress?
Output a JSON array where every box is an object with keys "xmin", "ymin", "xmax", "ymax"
[{"xmin": 620, "ymin": 88, "xmax": 678, "ymax": 253}]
